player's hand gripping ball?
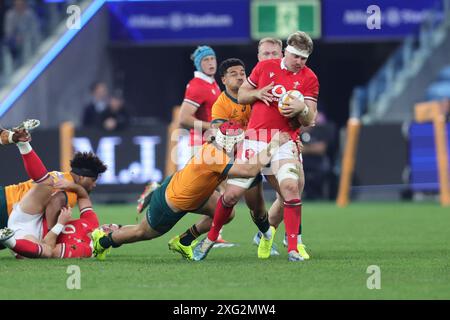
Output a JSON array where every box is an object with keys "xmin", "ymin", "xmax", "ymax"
[{"xmin": 278, "ymin": 90, "xmax": 304, "ymax": 113}]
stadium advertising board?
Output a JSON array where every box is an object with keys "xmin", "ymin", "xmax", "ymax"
[
  {"xmin": 72, "ymin": 127, "xmax": 167, "ymax": 198},
  {"xmin": 0, "ymin": 129, "xmax": 60, "ymax": 186},
  {"xmin": 108, "ymin": 0, "xmax": 250, "ymax": 43},
  {"xmin": 409, "ymin": 123, "xmax": 450, "ymax": 192},
  {"xmin": 322, "ymin": 0, "xmax": 442, "ymax": 40}
]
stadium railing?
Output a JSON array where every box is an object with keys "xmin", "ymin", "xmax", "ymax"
[
  {"xmin": 338, "ymin": 0, "xmax": 450, "ymax": 207},
  {"xmin": 0, "ymin": 0, "xmax": 84, "ymax": 87},
  {"xmin": 350, "ymin": 0, "xmax": 450, "ymax": 124}
]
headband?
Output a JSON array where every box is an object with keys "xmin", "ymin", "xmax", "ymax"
[
  {"xmin": 285, "ymin": 45, "xmax": 310, "ymax": 58},
  {"xmin": 71, "ymin": 167, "xmax": 99, "ymax": 179}
]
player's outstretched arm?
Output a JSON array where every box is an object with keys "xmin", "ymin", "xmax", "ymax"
[
  {"xmin": 54, "ymin": 179, "xmax": 93, "ymax": 213},
  {"xmin": 237, "ymin": 80, "xmax": 274, "ymax": 106},
  {"xmin": 227, "ymin": 132, "xmax": 290, "ymax": 178},
  {"xmin": 54, "ymin": 179, "xmax": 89, "ymax": 199}
]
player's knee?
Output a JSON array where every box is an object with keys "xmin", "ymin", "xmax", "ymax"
[
  {"xmin": 223, "ymin": 190, "xmax": 241, "ymax": 206},
  {"xmin": 281, "ymin": 181, "xmax": 300, "ymax": 199},
  {"xmin": 40, "ymin": 244, "xmax": 54, "ymax": 258}
]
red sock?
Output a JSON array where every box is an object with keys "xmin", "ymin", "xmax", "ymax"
[
  {"xmin": 284, "ymin": 199, "xmax": 302, "ymax": 253},
  {"xmin": 12, "ymin": 239, "xmax": 43, "ymax": 258},
  {"xmin": 207, "ymin": 196, "xmax": 234, "ymax": 241},
  {"xmin": 22, "ymin": 150, "xmax": 49, "ymax": 182}
]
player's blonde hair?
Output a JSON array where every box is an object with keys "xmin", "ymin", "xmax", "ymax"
[
  {"xmin": 258, "ymin": 38, "xmax": 282, "ymax": 51},
  {"xmin": 286, "ymin": 31, "xmax": 313, "ymax": 55}
]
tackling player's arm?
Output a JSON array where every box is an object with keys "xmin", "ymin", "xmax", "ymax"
[
  {"xmin": 179, "ymin": 102, "xmax": 211, "ymax": 130},
  {"xmin": 237, "ymin": 79, "xmax": 274, "ymax": 106},
  {"xmin": 227, "ymin": 132, "xmax": 290, "ymax": 178},
  {"xmin": 53, "ymin": 179, "xmax": 91, "ymax": 210}
]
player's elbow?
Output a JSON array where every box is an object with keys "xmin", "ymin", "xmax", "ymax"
[{"xmin": 179, "ymin": 113, "xmax": 191, "ymax": 129}]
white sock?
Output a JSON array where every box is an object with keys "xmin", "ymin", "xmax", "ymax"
[
  {"xmin": 2, "ymin": 237, "xmax": 16, "ymax": 249},
  {"xmin": 203, "ymin": 237, "xmax": 214, "ymax": 248},
  {"xmin": 298, "ymin": 234, "xmax": 302, "ymax": 244},
  {"xmin": 262, "ymin": 228, "xmax": 272, "ymax": 240},
  {"xmin": 16, "ymin": 141, "xmax": 32, "ymax": 155}
]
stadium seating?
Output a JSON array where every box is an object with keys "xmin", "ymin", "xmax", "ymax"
[
  {"xmin": 438, "ymin": 65, "xmax": 450, "ymax": 81},
  {"xmin": 425, "ymin": 66, "xmax": 450, "ymax": 101}
]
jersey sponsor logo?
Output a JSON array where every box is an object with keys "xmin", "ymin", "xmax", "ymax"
[
  {"xmin": 293, "ymin": 81, "xmax": 300, "ymax": 89},
  {"xmin": 271, "ymin": 85, "xmax": 287, "ymax": 99},
  {"xmin": 269, "ymin": 72, "xmax": 275, "ymax": 78},
  {"xmin": 62, "ymin": 224, "xmax": 76, "ymax": 234},
  {"xmin": 212, "ymin": 89, "xmax": 216, "ymax": 95}
]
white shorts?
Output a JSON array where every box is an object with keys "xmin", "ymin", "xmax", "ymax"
[
  {"xmin": 227, "ymin": 139, "xmax": 302, "ymax": 189},
  {"xmin": 7, "ymin": 204, "xmax": 44, "ymax": 240}
]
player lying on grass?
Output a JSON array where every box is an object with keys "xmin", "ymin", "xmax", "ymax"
[
  {"xmin": 1, "ymin": 125, "xmax": 107, "ymax": 246},
  {"xmin": 0, "ymin": 124, "xmax": 112, "ymax": 258},
  {"xmin": 91, "ymin": 121, "xmax": 291, "ymax": 261},
  {"xmin": 0, "ymin": 138, "xmax": 91, "ymax": 257}
]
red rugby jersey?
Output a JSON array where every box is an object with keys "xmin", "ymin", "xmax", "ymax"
[
  {"xmin": 247, "ymin": 58, "xmax": 319, "ymax": 142},
  {"xmin": 56, "ymin": 209, "xmax": 99, "ymax": 258},
  {"xmin": 183, "ymin": 71, "xmax": 221, "ymax": 145}
]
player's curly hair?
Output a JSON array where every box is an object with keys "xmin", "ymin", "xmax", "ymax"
[
  {"xmin": 218, "ymin": 58, "xmax": 245, "ymax": 78},
  {"xmin": 70, "ymin": 152, "xmax": 107, "ymax": 178}
]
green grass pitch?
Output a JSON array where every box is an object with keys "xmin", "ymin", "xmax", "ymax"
[{"xmin": 1, "ymin": 202, "xmax": 449, "ymax": 299}]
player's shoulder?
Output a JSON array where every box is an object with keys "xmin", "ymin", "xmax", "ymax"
[
  {"xmin": 186, "ymin": 77, "xmax": 202, "ymax": 88},
  {"xmin": 255, "ymin": 58, "xmax": 281, "ymax": 69},
  {"xmin": 302, "ymin": 66, "xmax": 319, "ymax": 81},
  {"xmin": 218, "ymin": 91, "xmax": 236, "ymax": 105},
  {"xmin": 216, "ymin": 91, "xmax": 227, "ymax": 102}
]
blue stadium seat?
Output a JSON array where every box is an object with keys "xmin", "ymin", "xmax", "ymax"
[
  {"xmin": 425, "ymin": 81, "xmax": 450, "ymax": 101},
  {"xmin": 438, "ymin": 65, "xmax": 450, "ymax": 81}
]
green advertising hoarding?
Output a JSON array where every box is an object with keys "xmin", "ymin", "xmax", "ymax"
[{"xmin": 252, "ymin": 0, "xmax": 321, "ymax": 39}]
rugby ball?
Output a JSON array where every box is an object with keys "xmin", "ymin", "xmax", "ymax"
[{"xmin": 278, "ymin": 90, "xmax": 304, "ymax": 113}]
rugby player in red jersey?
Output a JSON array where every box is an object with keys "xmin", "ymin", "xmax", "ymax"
[{"xmin": 194, "ymin": 31, "xmax": 319, "ymax": 262}]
